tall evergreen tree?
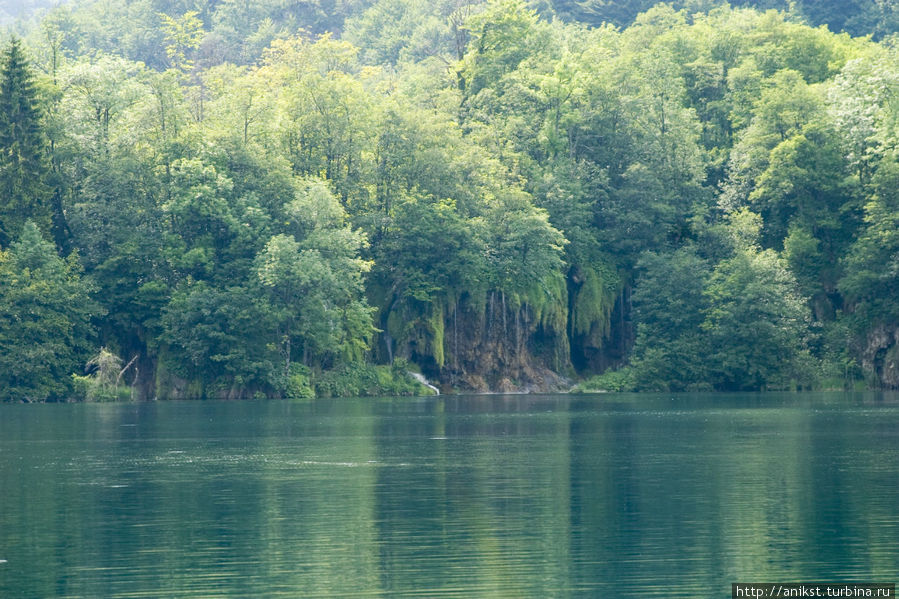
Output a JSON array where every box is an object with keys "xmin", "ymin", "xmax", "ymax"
[{"xmin": 0, "ymin": 38, "xmax": 52, "ymax": 247}]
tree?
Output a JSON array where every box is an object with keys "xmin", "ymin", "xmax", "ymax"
[
  {"xmin": 839, "ymin": 157, "xmax": 899, "ymax": 387},
  {"xmin": 160, "ymin": 10, "xmax": 205, "ymax": 72},
  {"xmin": 160, "ymin": 282, "xmax": 277, "ymax": 398},
  {"xmin": 343, "ymin": 0, "xmax": 453, "ymax": 66},
  {"xmin": 66, "ymin": 150, "xmax": 170, "ymax": 398},
  {"xmin": 457, "ymin": 0, "xmax": 549, "ymax": 101},
  {"xmin": 0, "ymin": 38, "xmax": 54, "ymax": 247},
  {"xmin": 702, "ymin": 210, "xmax": 811, "ymax": 389},
  {"xmin": 720, "ymin": 69, "xmax": 825, "ymax": 214},
  {"xmin": 255, "ymin": 179, "xmax": 374, "ymax": 377},
  {"xmin": 373, "ymin": 193, "xmax": 488, "ymax": 368},
  {"xmin": 841, "ymin": 157, "xmax": 899, "ymax": 325},
  {"xmin": 630, "ymin": 247, "xmax": 712, "ymax": 391},
  {"xmin": 0, "ymin": 222, "xmax": 98, "ymax": 401},
  {"xmin": 550, "ymin": 0, "xmax": 658, "ymax": 28},
  {"xmin": 750, "ymin": 122, "xmax": 860, "ymax": 317},
  {"xmin": 59, "ymin": 54, "xmax": 147, "ymax": 157},
  {"xmin": 265, "ymin": 36, "xmax": 375, "ymax": 202}
]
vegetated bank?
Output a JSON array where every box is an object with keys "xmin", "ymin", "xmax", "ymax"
[{"xmin": 1, "ymin": 0, "xmax": 898, "ymax": 400}]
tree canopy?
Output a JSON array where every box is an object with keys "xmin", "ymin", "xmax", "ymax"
[{"xmin": 3, "ymin": 0, "xmax": 899, "ymax": 399}]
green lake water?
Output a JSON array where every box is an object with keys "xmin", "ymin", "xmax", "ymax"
[{"xmin": 0, "ymin": 393, "xmax": 897, "ymax": 598}]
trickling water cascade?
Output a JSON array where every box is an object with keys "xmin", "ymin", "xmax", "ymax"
[{"xmin": 408, "ymin": 372, "xmax": 440, "ymax": 395}]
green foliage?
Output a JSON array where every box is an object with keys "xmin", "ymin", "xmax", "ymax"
[
  {"xmin": 571, "ymin": 367, "xmax": 636, "ymax": 393},
  {"xmin": 526, "ymin": 268, "xmax": 569, "ymax": 336},
  {"xmin": 343, "ymin": 0, "xmax": 454, "ymax": 65},
  {"xmin": 256, "ymin": 178, "xmax": 375, "ymax": 370},
  {"xmin": 487, "ymin": 190, "xmax": 566, "ymax": 289},
  {"xmin": 160, "ymin": 282, "xmax": 278, "ymax": 397},
  {"xmin": 159, "ymin": 11, "xmax": 204, "ymax": 72},
  {"xmin": 71, "ymin": 347, "xmax": 135, "ymax": 401},
  {"xmin": 285, "ymin": 363, "xmax": 315, "ymax": 399},
  {"xmin": 0, "ymin": 222, "xmax": 98, "ymax": 401},
  {"xmin": 629, "ymin": 247, "xmax": 712, "ymax": 391},
  {"xmin": 458, "ymin": 0, "xmax": 547, "ymax": 100},
  {"xmin": 629, "ymin": 223, "xmax": 815, "ymax": 391},
  {"xmin": 4, "ymin": 0, "xmax": 899, "ymax": 398},
  {"xmin": 703, "ymin": 245, "xmax": 812, "ymax": 390},
  {"xmin": 0, "ymin": 38, "xmax": 53, "ymax": 247},
  {"xmin": 840, "ymin": 157, "xmax": 899, "ymax": 325},
  {"xmin": 750, "ymin": 122, "xmax": 858, "ymax": 252},
  {"xmin": 314, "ymin": 361, "xmax": 434, "ymax": 397}
]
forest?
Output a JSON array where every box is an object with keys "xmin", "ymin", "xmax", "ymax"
[{"xmin": 2, "ymin": 0, "xmax": 899, "ymax": 400}]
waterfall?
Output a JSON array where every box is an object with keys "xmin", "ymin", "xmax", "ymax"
[{"xmin": 408, "ymin": 372, "xmax": 440, "ymax": 395}]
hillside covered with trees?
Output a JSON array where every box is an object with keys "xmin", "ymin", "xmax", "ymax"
[{"xmin": 2, "ymin": 0, "xmax": 899, "ymax": 400}]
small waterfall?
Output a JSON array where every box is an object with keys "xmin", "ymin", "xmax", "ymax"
[{"xmin": 408, "ymin": 372, "xmax": 440, "ymax": 395}]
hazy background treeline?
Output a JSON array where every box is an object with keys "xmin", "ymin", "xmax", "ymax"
[
  {"xmin": 7, "ymin": 0, "xmax": 899, "ymax": 39},
  {"xmin": 2, "ymin": 0, "xmax": 899, "ymax": 400}
]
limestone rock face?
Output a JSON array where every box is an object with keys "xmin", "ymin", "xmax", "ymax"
[{"xmin": 862, "ymin": 325, "xmax": 899, "ymax": 389}]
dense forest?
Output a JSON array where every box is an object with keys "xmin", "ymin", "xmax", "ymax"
[{"xmin": 2, "ymin": 0, "xmax": 899, "ymax": 400}]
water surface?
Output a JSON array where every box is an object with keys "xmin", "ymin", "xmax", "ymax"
[{"xmin": 1, "ymin": 393, "xmax": 897, "ymax": 597}]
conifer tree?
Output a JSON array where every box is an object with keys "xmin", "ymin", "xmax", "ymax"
[{"xmin": 0, "ymin": 38, "xmax": 52, "ymax": 247}]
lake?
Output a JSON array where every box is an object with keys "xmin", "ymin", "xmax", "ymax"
[{"xmin": 1, "ymin": 393, "xmax": 897, "ymax": 598}]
